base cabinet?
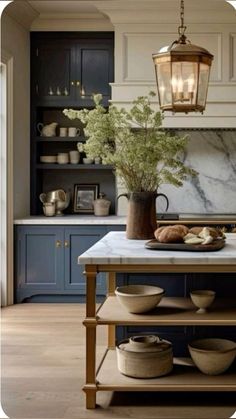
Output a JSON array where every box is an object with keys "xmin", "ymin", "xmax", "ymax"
[{"xmin": 15, "ymin": 225, "xmax": 125, "ymax": 303}]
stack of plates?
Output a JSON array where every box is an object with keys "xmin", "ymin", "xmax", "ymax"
[{"xmin": 40, "ymin": 155, "xmax": 57, "ymax": 163}]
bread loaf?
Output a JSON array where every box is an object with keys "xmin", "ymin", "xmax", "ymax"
[
  {"xmin": 154, "ymin": 224, "xmax": 188, "ymax": 243},
  {"xmin": 189, "ymin": 226, "xmax": 219, "ymax": 239}
]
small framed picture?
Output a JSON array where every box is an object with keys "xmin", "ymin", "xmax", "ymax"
[{"xmin": 73, "ymin": 184, "xmax": 99, "ymax": 213}]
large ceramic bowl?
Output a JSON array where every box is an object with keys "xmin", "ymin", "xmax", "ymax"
[
  {"xmin": 190, "ymin": 290, "xmax": 216, "ymax": 314},
  {"xmin": 115, "ymin": 284, "xmax": 165, "ymax": 313},
  {"xmin": 188, "ymin": 338, "xmax": 236, "ymax": 375}
]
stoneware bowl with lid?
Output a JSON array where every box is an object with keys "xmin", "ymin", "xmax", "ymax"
[
  {"xmin": 188, "ymin": 338, "xmax": 236, "ymax": 375},
  {"xmin": 115, "ymin": 284, "xmax": 165, "ymax": 313},
  {"xmin": 116, "ymin": 335, "xmax": 173, "ymax": 378},
  {"xmin": 190, "ymin": 290, "xmax": 216, "ymax": 314}
]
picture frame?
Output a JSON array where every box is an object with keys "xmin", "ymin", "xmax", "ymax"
[{"xmin": 73, "ymin": 184, "xmax": 99, "ymax": 213}]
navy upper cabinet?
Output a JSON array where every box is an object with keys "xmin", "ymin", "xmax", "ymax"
[{"xmin": 31, "ymin": 32, "xmax": 114, "ymax": 107}]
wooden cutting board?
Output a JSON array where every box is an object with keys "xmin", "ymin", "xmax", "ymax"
[{"xmin": 145, "ymin": 238, "xmax": 226, "ymax": 252}]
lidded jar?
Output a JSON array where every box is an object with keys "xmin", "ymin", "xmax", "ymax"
[
  {"xmin": 93, "ymin": 192, "xmax": 111, "ymax": 216},
  {"xmin": 116, "ymin": 335, "xmax": 173, "ymax": 378}
]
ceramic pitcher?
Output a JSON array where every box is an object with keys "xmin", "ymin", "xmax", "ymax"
[
  {"xmin": 37, "ymin": 122, "xmax": 58, "ymax": 137},
  {"xmin": 117, "ymin": 191, "xmax": 169, "ymax": 239}
]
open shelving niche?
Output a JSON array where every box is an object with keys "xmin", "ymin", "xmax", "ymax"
[
  {"xmin": 31, "ymin": 109, "xmax": 116, "ymax": 215},
  {"xmin": 83, "ymin": 294, "xmax": 236, "ymax": 402}
]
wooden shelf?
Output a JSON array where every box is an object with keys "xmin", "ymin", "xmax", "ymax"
[
  {"xmin": 35, "ymin": 136, "xmax": 86, "ymax": 142},
  {"xmin": 95, "ymin": 296, "xmax": 236, "ymax": 326},
  {"xmin": 95, "ymin": 349, "xmax": 236, "ymax": 392},
  {"xmin": 36, "ymin": 164, "xmax": 113, "ymax": 170}
]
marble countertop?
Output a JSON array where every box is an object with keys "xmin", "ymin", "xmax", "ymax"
[
  {"xmin": 78, "ymin": 232, "xmax": 236, "ymax": 265},
  {"xmin": 14, "ymin": 215, "xmax": 127, "ymax": 225}
]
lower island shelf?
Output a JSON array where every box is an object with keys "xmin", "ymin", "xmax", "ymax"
[
  {"xmin": 96, "ymin": 349, "xmax": 236, "ymax": 392},
  {"xmin": 96, "ymin": 296, "xmax": 236, "ymax": 326}
]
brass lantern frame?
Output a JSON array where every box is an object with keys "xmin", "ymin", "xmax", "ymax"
[{"xmin": 152, "ymin": 0, "xmax": 214, "ymax": 114}]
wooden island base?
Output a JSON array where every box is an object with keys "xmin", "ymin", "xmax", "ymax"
[{"xmin": 79, "ymin": 233, "xmax": 236, "ymax": 409}]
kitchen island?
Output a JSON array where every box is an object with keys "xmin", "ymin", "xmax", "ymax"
[{"xmin": 79, "ymin": 232, "xmax": 236, "ymax": 409}]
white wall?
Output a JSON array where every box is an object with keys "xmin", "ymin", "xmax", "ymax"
[{"xmin": 1, "ymin": 10, "xmax": 30, "ymax": 217}]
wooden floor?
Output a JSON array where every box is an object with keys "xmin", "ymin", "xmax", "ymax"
[{"xmin": 1, "ymin": 303, "xmax": 236, "ymax": 419}]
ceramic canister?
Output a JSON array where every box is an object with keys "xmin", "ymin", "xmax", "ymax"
[{"xmin": 116, "ymin": 335, "xmax": 173, "ymax": 378}]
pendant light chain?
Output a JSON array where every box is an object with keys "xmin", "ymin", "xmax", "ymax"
[{"xmin": 178, "ymin": 0, "xmax": 187, "ymax": 43}]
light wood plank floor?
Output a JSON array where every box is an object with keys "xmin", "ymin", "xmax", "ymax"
[{"xmin": 1, "ymin": 303, "xmax": 236, "ymax": 419}]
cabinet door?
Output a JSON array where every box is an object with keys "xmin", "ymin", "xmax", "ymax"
[
  {"xmin": 76, "ymin": 39, "xmax": 114, "ymax": 107},
  {"xmin": 16, "ymin": 227, "xmax": 64, "ymax": 298},
  {"xmin": 32, "ymin": 40, "xmax": 77, "ymax": 106},
  {"xmin": 64, "ymin": 227, "xmax": 107, "ymax": 294}
]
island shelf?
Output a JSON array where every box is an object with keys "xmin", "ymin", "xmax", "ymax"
[{"xmin": 79, "ymin": 232, "xmax": 236, "ymax": 409}]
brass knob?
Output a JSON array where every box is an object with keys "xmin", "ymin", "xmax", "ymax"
[
  {"xmin": 76, "ymin": 81, "xmax": 80, "ymax": 87},
  {"xmin": 71, "ymin": 81, "xmax": 75, "ymax": 86},
  {"xmin": 64, "ymin": 240, "xmax": 69, "ymax": 248},
  {"xmin": 56, "ymin": 240, "xmax": 61, "ymax": 248}
]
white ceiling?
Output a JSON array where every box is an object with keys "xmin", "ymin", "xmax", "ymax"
[{"xmin": 27, "ymin": 0, "xmax": 234, "ymax": 15}]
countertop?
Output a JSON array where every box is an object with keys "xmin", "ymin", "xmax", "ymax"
[
  {"xmin": 14, "ymin": 215, "xmax": 127, "ymax": 225},
  {"xmin": 14, "ymin": 214, "xmax": 236, "ymax": 225},
  {"xmin": 78, "ymin": 232, "xmax": 236, "ymax": 265}
]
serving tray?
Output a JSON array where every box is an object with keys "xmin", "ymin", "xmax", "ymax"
[{"xmin": 145, "ymin": 239, "xmax": 226, "ymax": 252}]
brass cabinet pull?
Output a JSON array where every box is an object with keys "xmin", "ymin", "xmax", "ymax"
[
  {"xmin": 76, "ymin": 81, "xmax": 80, "ymax": 87},
  {"xmin": 64, "ymin": 240, "xmax": 69, "ymax": 248},
  {"xmin": 71, "ymin": 81, "xmax": 75, "ymax": 86},
  {"xmin": 56, "ymin": 240, "xmax": 61, "ymax": 248}
]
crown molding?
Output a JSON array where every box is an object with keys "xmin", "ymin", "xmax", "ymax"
[
  {"xmin": 95, "ymin": 0, "xmax": 236, "ymax": 24},
  {"xmin": 4, "ymin": 0, "xmax": 38, "ymax": 29}
]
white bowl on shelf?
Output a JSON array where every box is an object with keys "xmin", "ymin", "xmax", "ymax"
[
  {"xmin": 83, "ymin": 157, "xmax": 94, "ymax": 164},
  {"xmin": 188, "ymin": 338, "xmax": 236, "ymax": 375},
  {"xmin": 115, "ymin": 284, "xmax": 165, "ymax": 313},
  {"xmin": 40, "ymin": 155, "xmax": 57, "ymax": 164}
]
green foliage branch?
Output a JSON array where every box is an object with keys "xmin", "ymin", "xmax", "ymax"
[{"xmin": 63, "ymin": 92, "xmax": 197, "ymax": 192}]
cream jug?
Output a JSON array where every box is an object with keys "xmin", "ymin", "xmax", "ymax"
[
  {"xmin": 37, "ymin": 122, "xmax": 58, "ymax": 137},
  {"xmin": 93, "ymin": 192, "xmax": 111, "ymax": 216}
]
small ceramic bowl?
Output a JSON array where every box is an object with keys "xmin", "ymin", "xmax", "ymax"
[
  {"xmin": 40, "ymin": 155, "xmax": 57, "ymax": 164},
  {"xmin": 83, "ymin": 157, "xmax": 94, "ymax": 164},
  {"xmin": 190, "ymin": 290, "xmax": 216, "ymax": 314},
  {"xmin": 188, "ymin": 338, "xmax": 236, "ymax": 375},
  {"xmin": 115, "ymin": 284, "xmax": 165, "ymax": 313}
]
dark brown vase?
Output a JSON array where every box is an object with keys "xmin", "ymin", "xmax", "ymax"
[{"xmin": 118, "ymin": 191, "xmax": 169, "ymax": 240}]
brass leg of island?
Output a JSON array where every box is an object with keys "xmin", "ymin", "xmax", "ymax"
[
  {"xmin": 83, "ymin": 265, "xmax": 97, "ymax": 409},
  {"xmin": 108, "ymin": 272, "xmax": 116, "ymax": 349}
]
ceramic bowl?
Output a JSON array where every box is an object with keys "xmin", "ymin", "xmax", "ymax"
[
  {"xmin": 40, "ymin": 155, "xmax": 57, "ymax": 164},
  {"xmin": 190, "ymin": 290, "xmax": 216, "ymax": 314},
  {"xmin": 188, "ymin": 338, "xmax": 236, "ymax": 375},
  {"xmin": 83, "ymin": 157, "xmax": 94, "ymax": 164},
  {"xmin": 115, "ymin": 284, "xmax": 165, "ymax": 313}
]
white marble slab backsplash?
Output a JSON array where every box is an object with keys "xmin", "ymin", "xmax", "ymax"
[{"xmin": 156, "ymin": 129, "xmax": 236, "ymax": 214}]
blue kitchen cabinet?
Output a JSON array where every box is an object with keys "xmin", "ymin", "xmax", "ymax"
[
  {"xmin": 64, "ymin": 226, "xmax": 107, "ymax": 294},
  {"xmin": 15, "ymin": 226, "xmax": 64, "ymax": 302},
  {"xmin": 15, "ymin": 224, "xmax": 125, "ymax": 303}
]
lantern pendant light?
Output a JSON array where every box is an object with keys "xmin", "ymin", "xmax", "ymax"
[{"xmin": 152, "ymin": 0, "xmax": 214, "ymax": 114}]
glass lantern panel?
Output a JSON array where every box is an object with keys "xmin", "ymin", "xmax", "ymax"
[
  {"xmin": 156, "ymin": 62, "xmax": 172, "ymax": 107},
  {"xmin": 171, "ymin": 61, "xmax": 198, "ymax": 106},
  {"xmin": 197, "ymin": 63, "xmax": 210, "ymax": 108}
]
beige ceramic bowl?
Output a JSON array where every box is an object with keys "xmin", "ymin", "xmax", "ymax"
[
  {"xmin": 190, "ymin": 290, "xmax": 216, "ymax": 314},
  {"xmin": 188, "ymin": 338, "xmax": 236, "ymax": 375},
  {"xmin": 83, "ymin": 157, "xmax": 94, "ymax": 164},
  {"xmin": 115, "ymin": 284, "xmax": 165, "ymax": 313},
  {"xmin": 40, "ymin": 155, "xmax": 57, "ymax": 163}
]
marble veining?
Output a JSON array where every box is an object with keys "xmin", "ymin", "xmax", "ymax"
[
  {"xmin": 157, "ymin": 130, "xmax": 236, "ymax": 214},
  {"xmin": 78, "ymin": 232, "xmax": 236, "ymax": 265}
]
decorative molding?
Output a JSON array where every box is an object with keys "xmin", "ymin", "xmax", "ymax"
[
  {"xmin": 4, "ymin": 0, "xmax": 38, "ymax": 29},
  {"xmin": 122, "ymin": 31, "xmax": 222, "ymax": 83},
  {"xmin": 1, "ymin": 49, "xmax": 14, "ymax": 306},
  {"xmin": 230, "ymin": 33, "xmax": 236, "ymax": 81},
  {"xmin": 31, "ymin": 17, "xmax": 113, "ymax": 32}
]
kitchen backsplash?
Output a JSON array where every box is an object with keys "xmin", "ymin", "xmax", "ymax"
[{"xmin": 158, "ymin": 129, "xmax": 236, "ymax": 214}]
